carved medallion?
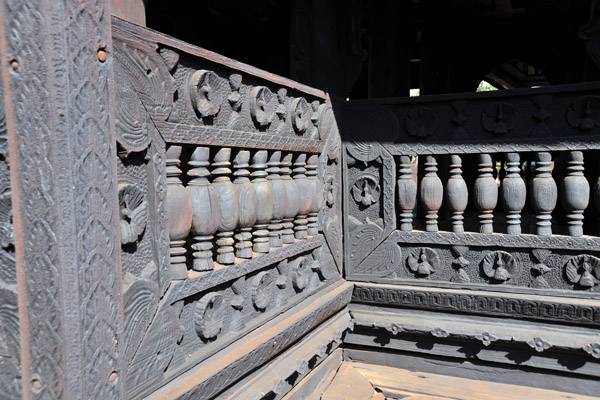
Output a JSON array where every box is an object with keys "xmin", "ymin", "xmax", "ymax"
[
  {"xmin": 250, "ymin": 86, "xmax": 275, "ymax": 128},
  {"xmin": 351, "ymin": 175, "xmax": 380, "ymax": 207},
  {"xmin": 481, "ymin": 102, "xmax": 518, "ymax": 135},
  {"xmin": 407, "ymin": 247, "xmax": 440, "ymax": 277},
  {"xmin": 189, "ymin": 69, "xmax": 222, "ymax": 118},
  {"xmin": 481, "ymin": 251, "xmax": 518, "ymax": 282},
  {"xmin": 194, "ymin": 292, "xmax": 224, "ymax": 341},
  {"xmin": 564, "ymin": 254, "xmax": 600, "ymax": 289},
  {"xmin": 252, "ymin": 271, "xmax": 275, "ymax": 311},
  {"xmin": 119, "ymin": 184, "xmax": 149, "ymax": 245},
  {"xmin": 567, "ymin": 95, "xmax": 600, "ymax": 131},
  {"xmin": 405, "ymin": 107, "xmax": 438, "ymax": 138}
]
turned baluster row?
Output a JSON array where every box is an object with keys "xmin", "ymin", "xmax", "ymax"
[
  {"xmin": 397, "ymin": 151, "xmax": 594, "ymax": 237},
  {"xmin": 166, "ymin": 145, "xmax": 323, "ymax": 279}
]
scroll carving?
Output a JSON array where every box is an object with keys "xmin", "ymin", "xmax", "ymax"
[
  {"xmin": 119, "ymin": 184, "xmax": 149, "ymax": 245},
  {"xmin": 189, "ymin": 70, "xmax": 223, "ymax": 118},
  {"xmin": 250, "ymin": 86, "xmax": 275, "ymax": 128},
  {"xmin": 195, "ymin": 292, "xmax": 224, "ymax": 341}
]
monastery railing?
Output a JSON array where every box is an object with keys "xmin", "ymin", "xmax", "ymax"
[{"xmin": 344, "ymin": 82, "xmax": 600, "ymax": 325}]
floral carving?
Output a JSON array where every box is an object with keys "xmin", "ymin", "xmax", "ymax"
[
  {"xmin": 194, "ymin": 292, "xmax": 224, "ymax": 341},
  {"xmin": 292, "ymin": 97, "xmax": 311, "ymax": 135},
  {"xmin": 189, "ymin": 69, "xmax": 222, "ymax": 118},
  {"xmin": 250, "ymin": 86, "xmax": 275, "ymax": 128},
  {"xmin": 407, "ymin": 247, "xmax": 440, "ymax": 277},
  {"xmin": 252, "ymin": 271, "xmax": 275, "ymax": 311},
  {"xmin": 352, "ymin": 175, "xmax": 380, "ymax": 207},
  {"xmin": 530, "ymin": 249, "xmax": 552, "ymax": 289},
  {"xmin": 481, "ymin": 250, "xmax": 518, "ymax": 282},
  {"xmin": 567, "ymin": 95, "xmax": 600, "ymax": 131},
  {"xmin": 0, "ymin": 162, "xmax": 13, "ymax": 249},
  {"xmin": 118, "ymin": 184, "xmax": 149, "ymax": 245},
  {"xmin": 324, "ymin": 173, "xmax": 337, "ymax": 207},
  {"xmin": 527, "ymin": 337, "xmax": 552, "ymax": 352},
  {"xmin": 227, "ymin": 74, "xmax": 243, "ymax": 130},
  {"xmin": 290, "ymin": 256, "xmax": 311, "ymax": 292},
  {"xmin": 481, "ymin": 102, "xmax": 518, "ymax": 134},
  {"xmin": 583, "ymin": 343, "xmax": 600, "ymax": 359},
  {"xmin": 450, "ymin": 245, "xmax": 470, "ymax": 283},
  {"xmin": 564, "ymin": 254, "xmax": 600, "ymax": 289},
  {"xmin": 405, "ymin": 107, "xmax": 438, "ymax": 138},
  {"xmin": 476, "ymin": 332, "xmax": 498, "ymax": 346}
]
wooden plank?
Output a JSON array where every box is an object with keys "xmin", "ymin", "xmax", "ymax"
[
  {"xmin": 320, "ymin": 362, "xmax": 377, "ymax": 400},
  {"xmin": 351, "ymin": 362, "xmax": 600, "ymax": 400},
  {"xmin": 283, "ymin": 349, "xmax": 343, "ymax": 400}
]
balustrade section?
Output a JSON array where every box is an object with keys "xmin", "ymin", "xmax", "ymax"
[{"xmin": 343, "ymin": 83, "xmax": 600, "ymax": 302}]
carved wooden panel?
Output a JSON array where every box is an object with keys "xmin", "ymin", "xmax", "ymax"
[
  {"xmin": 111, "ymin": 17, "xmax": 343, "ymax": 398},
  {"xmin": 343, "ymin": 83, "xmax": 600, "ymax": 327}
]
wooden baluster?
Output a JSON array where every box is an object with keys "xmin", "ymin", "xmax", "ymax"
[
  {"xmin": 445, "ymin": 155, "xmax": 468, "ymax": 233},
  {"xmin": 531, "ymin": 152, "xmax": 557, "ymax": 236},
  {"xmin": 473, "ymin": 153, "xmax": 498, "ymax": 234},
  {"xmin": 212, "ymin": 148, "xmax": 239, "ymax": 264},
  {"xmin": 294, "ymin": 153, "xmax": 313, "ymax": 239},
  {"xmin": 501, "ymin": 153, "xmax": 526, "ymax": 235},
  {"xmin": 281, "ymin": 153, "xmax": 299, "ymax": 243},
  {"xmin": 306, "ymin": 154, "xmax": 323, "ymax": 236},
  {"xmin": 561, "ymin": 151, "xmax": 589, "ymax": 237},
  {"xmin": 594, "ymin": 164, "xmax": 600, "ymax": 235},
  {"xmin": 267, "ymin": 151, "xmax": 286, "ymax": 247},
  {"xmin": 397, "ymin": 155, "xmax": 417, "ymax": 231},
  {"xmin": 187, "ymin": 147, "xmax": 220, "ymax": 271},
  {"xmin": 233, "ymin": 150, "xmax": 257, "ymax": 258},
  {"xmin": 166, "ymin": 145, "xmax": 193, "ymax": 279},
  {"xmin": 251, "ymin": 150, "xmax": 274, "ymax": 253},
  {"xmin": 420, "ymin": 155, "xmax": 443, "ymax": 232}
]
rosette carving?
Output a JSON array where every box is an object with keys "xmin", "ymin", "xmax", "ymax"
[
  {"xmin": 290, "ymin": 256, "xmax": 311, "ymax": 292},
  {"xmin": 481, "ymin": 102, "xmax": 518, "ymax": 135},
  {"xmin": 352, "ymin": 175, "xmax": 380, "ymax": 207},
  {"xmin": 189, "ymin": 69, "xmax": 222, "ymax": 118},
  {"xmin": 292, "ymin": 97, "xmax": 311, "ymax": 135},
  {"xmin": 407, "ymin": 247, "xmax": 440, "ymax": 277},
  {"xmin": 250, "ymin": 86, "xmax": 275, "ymax": 128},
  {"xmin": 252, "ymin": 271, "xmax": 275, "ymax": 311},
  {"xmin": 567, "ymin": 95, "xmax": 600, "ymax": 131},
  {"xmin": 194, "ymin": 292, "xmax": 224, "ymax": 341},
  {"xmin": 405, "ymin": 107, "xmax": 438, "ymax": 138},
  {"xmin": 564, "ymin": 254, "xmax": 600, "ymax": 289}
]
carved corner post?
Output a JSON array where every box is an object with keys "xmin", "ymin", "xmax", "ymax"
[{"xmin": 0, "ymin": 0, "xmax": 125, "ymax": 397}]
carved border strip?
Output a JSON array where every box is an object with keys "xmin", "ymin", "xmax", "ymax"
[
  {"xmin": 155, "ymin": 121, "xmax": 324, "ymax": 153},
  {"xmin": 352, "ymin": 283, "xmax": 600, "ymax": 325},
  {"xmin": 167, "ymin": 235, "xmax": 324, "ymax": 303},
  {"xmin": 147, "ymin": 281, "xmax": 353, "ymax": 400},
  {"xmin": 394, "ymin": 230, "xmax": 600, "ymax": 251},
  {"xmin": 382, "ymin": 136, "xmax": 600, "ymax": 155}
]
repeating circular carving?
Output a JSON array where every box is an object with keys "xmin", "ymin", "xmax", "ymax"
[
  {"xmin": 118, "ymin": 184, "xmax": 149, "ymax": 245},
  {"xmin": 194, "ymin": 292, "xmax": 224, "ymax": 341},
  {"xmin": 407, "ymin": 247, "xmax": 440, "ymax": 277},
  {"xmin": 405, "ymin": 107, "xmax": 438, "ymax": 138},
  {"xmin": 351, "ymin": 175, "xmax": 380, "ymax": 207},
  {"xmin": 567, "ymin": 95, "xmax": 600, "ymax": 131},
  {"xmin": 481, "ymin": 102, "xmax": 518, "ymax": 135},
  {"xmin": 292, "ymin": 97, "xmax": 311, "ymax": 135},
  {"xmin": 252, "ymin": 271, "xmax": 275, "ymax": 311},
  {"xmin": 481, "ymin": 250, "xmax": 518, "ymax": 282},
  {"xmin": 290, "ymin": 256, "xmax": 311, "ymax": 291},
  {"xmin": 189, "ymin": 69, "xmax": 222, "ymax": 118},
  {"xmin": 564, "ymin": 254, "xmax": 600, "ymax": 289},
  {"xmin": 250, "ymin": 86, "xmax": 275, "ymax": 127}
]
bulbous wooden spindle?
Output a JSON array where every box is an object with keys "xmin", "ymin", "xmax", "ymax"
[
  {"xmin": 280, "ymin": 153, "xmax": 300, "ymax": 244},
  {"xmin": 267, "ymin": 151, "xmax": 286, "ymax": 247},
  {"xmin": 420, "ymin": 155, "xmax": 443, "ymax": 232},
  {"xmin": 531, "ymin": 152, "xmax": 557, "ymax": 236},
  {"xmin": 251, "ymin": 150, "xmax": 274, "ymax": 253},
  {"xmin": 166, "ymin": 145, "xmax": 193, "ymax": 279},
  {"xmin": 294, "ymin": 153, "xmax": 313, "ymax": 239},
  {"xmin": 446, "ymin": 155, "xmax": 468, "ymax": 233},
  {"xmin": 187, "ymin": 147, "xmax": 220, "ymax": 271},
  {"xmin": 397, "ymin": 155, "xmax": 417, "ymax": 231},
  {"xmin": 306, "ymin": 154, "xmax": 324, "ymax": 236},
  {"xmin": 594, "ymin": 166, "xmax": 600, "ymax": 235},
  {"xmin": 212, "ymin": 148, "xmax": 239, "ymax": 265},
  {"xmin": 233, "ymin": 150, "xmax": 257, "ymax": 258},
  {"xmin": 473, "ymin": 153, "xmax": 498, "ymax": 234},
  {"xmin": 561, "ymin": 151, "xmax": 589, "ymax": 237},
  {"xmin": 501, "ymin": 153, "xmax": 526, "ymax": 235}
]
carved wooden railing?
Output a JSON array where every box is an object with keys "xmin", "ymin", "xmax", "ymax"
[
  {"xmin": 344, "ymin": 82, "xmax": 600, "ymax": 327},
  {"xmin": 112, "ymin": 18, "xmax": 343, "ymax": 398}
]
